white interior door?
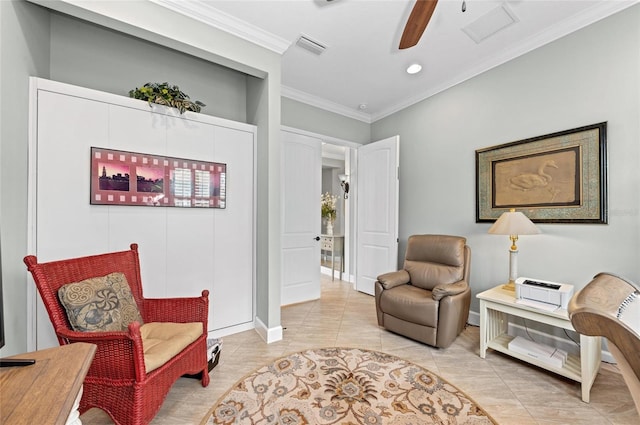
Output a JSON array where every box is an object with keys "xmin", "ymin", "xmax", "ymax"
[
  {"xmin": 356, "ymin": 136, "xmax": 399, "ymax": 295},
  {"xmin": 281, "ymin": 130, "xmax": 322, "ymax": 305}
]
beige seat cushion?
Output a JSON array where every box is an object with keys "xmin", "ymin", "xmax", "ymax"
[
  {"xmin": 141, "ymin": 322, "xmax": 203, "ymax": 373},
  {"xmin": 379, "ymin": 285, "xmax": 438, "ymax": 328}
]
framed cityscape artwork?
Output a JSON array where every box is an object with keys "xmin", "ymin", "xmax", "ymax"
[
  {"xmin": 90, "ymin": 147, "xmax": 226, "ymax": 208},
  {"xmin": 476, "ymin": 122, "xmax": 607, "ymax": 223}
]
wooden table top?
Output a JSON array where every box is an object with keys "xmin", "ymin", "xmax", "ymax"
[{"xmin": 0, "ymin": 343, "xmax": 96, "ymax": 425}]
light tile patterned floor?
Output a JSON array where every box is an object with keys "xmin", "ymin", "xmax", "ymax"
[{"xmin": 81, "ymin": 275, "xmax": 639, "ymax": 424}]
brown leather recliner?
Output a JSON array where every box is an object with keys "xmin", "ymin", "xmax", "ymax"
[{"xmin": 375, "ymin": 234, "xmax": 471, "ymax": 348}]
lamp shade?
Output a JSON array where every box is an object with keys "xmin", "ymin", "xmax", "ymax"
[{"xmin": 488, "ymin": 209, "xmax": 540, "ymax": 235}]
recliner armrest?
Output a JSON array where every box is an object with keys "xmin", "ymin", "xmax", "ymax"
[
  {"xmin": 377, "ymin": 270, "xmax": 410, "ymax": 289},
  {"xmin": 432, "ymin": 280, "xmax": 468, "ymax": 301}
]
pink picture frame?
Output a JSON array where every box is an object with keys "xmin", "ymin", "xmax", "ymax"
[{"xmin": 90, "ymin": 147, "xmax": 226, "ymax": 208}]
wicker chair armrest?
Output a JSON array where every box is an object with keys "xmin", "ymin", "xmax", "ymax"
[
  {"xmin": 56, "ymin": 327, "xmax": 128, "ymax": 342},
  {"xmin": 57, "ymin": 322, "xmax": 147, "ymax": 382},
  {"xmin": 141, "ymin": 290, "xmax": 209, "ymax": 329}
]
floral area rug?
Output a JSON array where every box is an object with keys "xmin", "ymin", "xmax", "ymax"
[{"xmin": 204, "ymin": 347, "xmax": 496, "ymax": 424}]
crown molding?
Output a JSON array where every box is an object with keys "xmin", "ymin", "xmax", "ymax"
[
  {"xmin": 150, "ymin": 0, "xmax": 291, "ymax": 54},
  {"xmin": 372, "ymin": 0, "xmax": 639, "ymax": 122},
  {"xmin": 282, "ymin": 86, "xmax": 372, "ymax": 124},
  {"xmin": 151, "ymin": 0, "xmax": 638, "ymax": 124}
]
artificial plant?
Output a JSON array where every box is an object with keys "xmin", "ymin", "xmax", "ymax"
[{"xmin": 129, "ymin": 82, "xmax": 205, "ymax": 114}]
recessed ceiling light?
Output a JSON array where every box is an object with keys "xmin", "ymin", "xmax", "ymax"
[{"xmin": 406, "ymin": 63, "xmax": 422, "ymax": 74}]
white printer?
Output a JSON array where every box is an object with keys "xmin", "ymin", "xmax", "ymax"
[{"xmin": 515, "ymin": 277, "xmax": 574, "ymax": 310}]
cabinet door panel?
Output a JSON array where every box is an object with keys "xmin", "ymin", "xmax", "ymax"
[
  {"xmin": 31, "ymin": 79, "xmax": 256, "ymax": 347},
  {"xmin": 211, "ymin": 126, "xmax": 255, "ymax": 330}
]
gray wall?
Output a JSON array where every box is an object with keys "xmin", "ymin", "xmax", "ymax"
[
  {"xmin": 2, "ymin": 0, "xmax": 375, "ymax": 356},
  {"xmin": 2, "ymin": 0, "xmax": 638, "ymax": 356},
  {"xmin": 372, "ymin": 5, "xmax": 640, "ymax": 313},
  {"xmin": 0, "ymin": 0, "xmax": 50, "ymax": 356},
  {"xmin": 50, "ymin": 13, "xmax": 248, "ymax": 123},
  {"xmin": 282, "ymin": 97, "xmax": 370, "ymax": 144},
  {"xmin": 0, "ymin": 0, "xmax": 283, "ymax": 355},
  {"xmin": 247, "ymin": 73, "xmax": 283, "ymax": 333}
]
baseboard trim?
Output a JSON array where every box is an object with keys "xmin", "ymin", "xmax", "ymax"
[
  {"xmin": 321, "ymin": 266, "xmax": 354, "ymax": 283},
  {"xmin": 254, "ymin": 316, "xmax": 283, "ymax": 344},
  {"xmin": 208, "ymin": 321, "xmax": 254, "ymax": 339},
  {"xmin": 467, "ymin": 310, "xmax": 480, "ymax": 327},
  {"xmin": 467, "ymin": 310, "xmax": 614, "ymax": 363}
]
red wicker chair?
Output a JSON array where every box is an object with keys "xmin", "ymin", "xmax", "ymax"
[{"xmin": 24, "ymin": 243, "xmax": 210, "ymax": 425}]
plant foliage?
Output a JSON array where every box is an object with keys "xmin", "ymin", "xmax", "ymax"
[
  {"xmin": 321, "ymin": 192, "xmax": 337, "ymax": 221},
  {"xmin": 129, "ymin": 82, "xmax": 206, "ymax": 114}
]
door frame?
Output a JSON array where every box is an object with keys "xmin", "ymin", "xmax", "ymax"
[{"xmin": 281, "ymin": 126, "xmax": 361, "ymax": 287}]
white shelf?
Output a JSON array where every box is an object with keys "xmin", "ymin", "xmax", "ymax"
[
  {"xmin": 478, "ymin": 285, "xmax": 601, "ymax": 403},
  {"xmin": 487, "ymin": 334, "xmax": 582, "ymax": 382}
]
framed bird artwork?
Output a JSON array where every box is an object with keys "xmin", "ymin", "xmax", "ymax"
[{"xmin": 476, "ymin": 122, "xmax": 607, "ymax": 223}]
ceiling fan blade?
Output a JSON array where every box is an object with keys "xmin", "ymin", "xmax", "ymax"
[{"xmin": 399, "ymin": 0, "xmax": 438, "ymax": 49}]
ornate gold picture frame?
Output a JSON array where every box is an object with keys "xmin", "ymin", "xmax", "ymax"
[{"xmin": 476, "ymin": 123, "xmax": 607, "ymax": 223}]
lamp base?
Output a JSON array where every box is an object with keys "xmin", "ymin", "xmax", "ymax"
[{"xmin": 502, "ymin": 281, "xmax": 516, "ymax": 292}]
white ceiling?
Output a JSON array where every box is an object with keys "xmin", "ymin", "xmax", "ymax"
[{"xmin": 156, "ymin": 0, "xmax": 637, "ymax": 122}]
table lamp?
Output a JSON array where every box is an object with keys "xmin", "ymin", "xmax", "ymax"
[{"xmin": 488, "ymin": 208, "xmax": 540, "ymax": 291}]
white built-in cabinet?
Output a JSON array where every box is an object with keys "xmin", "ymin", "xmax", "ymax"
[{"xmin": 28, "ymin": 78, "xmax": 256, "ymax": 349}]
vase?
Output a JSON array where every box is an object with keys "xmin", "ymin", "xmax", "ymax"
[{"xmin": 326, "ymin": 220, "xmax": 334, "ymax": 235}]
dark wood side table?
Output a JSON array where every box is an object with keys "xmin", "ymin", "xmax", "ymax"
[{"xmin": 0, "ymin": 343, "xmax": 96, "ymax": 424}]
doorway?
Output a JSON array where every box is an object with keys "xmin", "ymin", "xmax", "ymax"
[
  {"xmin": 321, "ymin": 143, "xmax": 350, "ymax": 281},
  {"xmin": 281, "ymin": 127, "xmax": 399, "ymax": 305}
]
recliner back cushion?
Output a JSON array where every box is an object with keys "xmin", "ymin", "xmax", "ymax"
[{"xmin": 403, "ymin": 235, "xmax": 465, "ymax": 290}]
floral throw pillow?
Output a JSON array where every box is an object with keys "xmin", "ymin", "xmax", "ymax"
[{"xmin": 58, "ymin": 272, "xmax": 144, "ymax": 332}]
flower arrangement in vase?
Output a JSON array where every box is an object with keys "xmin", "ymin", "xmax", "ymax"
[{"xmin": 321, "ymin": 192, "xmax": 337, "ymax": 234}]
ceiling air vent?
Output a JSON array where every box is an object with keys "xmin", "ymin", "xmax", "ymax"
[
  {"xmin": 296, "ymin": 35, "xmax": 327, "ymax": 55},
  {"xmin": 462, "ymin": 4, "xmax": 519, "ymax": 44}
]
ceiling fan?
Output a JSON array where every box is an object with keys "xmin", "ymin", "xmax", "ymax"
[
  {"xmin": 327, "ymin": 0, "xmax": 463, "ymax": 50},
  {"xmin": 399, "ymin": 0, "xmax": 439, "ymax": 49}
]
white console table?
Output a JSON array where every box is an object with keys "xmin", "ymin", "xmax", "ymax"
[
  {"xmin": 477, "ymin": 286, "xmax": 601, "ymax": 402},
  {"xmin": 321, "ymin": 234, "xmax": 344, "ymax": 281}
]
